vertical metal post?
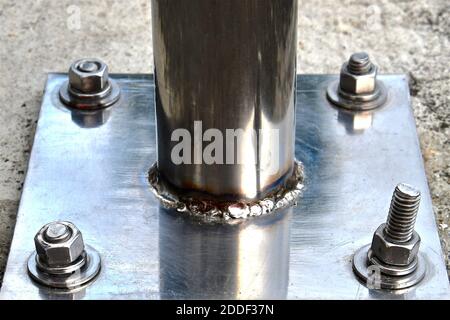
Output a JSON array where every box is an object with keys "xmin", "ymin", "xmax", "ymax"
[
  {"xmin": 152, "ymin": 0, "xmax": 298, "ymax": 200},
  {"xmin": 159, "ymin": 208, "xmax": 291, "ymax": 299}
]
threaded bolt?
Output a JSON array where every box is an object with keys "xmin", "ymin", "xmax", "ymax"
[
  {"xmin": 78, "ymin": 61, "xmax": 100, "ymax": 73},
  {"xmin": 44, "ymin": 222, "xmax": 71, "ymax": 243},
  {"xmin": 384, "ymin": 183, "xmax": 421, "ymax": 243},
  {"xmin": 347, "ymin": 52, "xmax": 372, "ymax": 75}
]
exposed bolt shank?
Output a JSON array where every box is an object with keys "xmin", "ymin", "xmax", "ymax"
[
  {"xmin": 385, "ymin": 183, "xmax": 421, "ymax": 243},
  {"xmin": 44, "ymin": 222, "xmax": 70, "ymax": 243},
  {"xmin": 347, "ymin": 52, "xmax": 372, "ymax": 75}
]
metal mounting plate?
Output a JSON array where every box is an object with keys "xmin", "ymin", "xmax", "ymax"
[{"xmin": 1, "ymin": 74, "xmax": 448, "ymax": 299}]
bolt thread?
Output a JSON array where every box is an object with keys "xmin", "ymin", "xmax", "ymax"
[
  {"xmin": 385, "ymin": 183, "xmax": 421, "ymax": 243},
  {"xmin": 348, "ymin": 52, "xmax": 372, "ymax": 75}
]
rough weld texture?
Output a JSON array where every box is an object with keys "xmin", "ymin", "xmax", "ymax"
[
  {"xmin": 0, "ymin": 0, "xmax": 448, "ymax": 284},
  {"xmin": 149, "ymin": 161, "xmax": 304, "ymax": 224}
]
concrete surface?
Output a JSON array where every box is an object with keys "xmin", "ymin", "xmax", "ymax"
[{"xmin": 0, "ymin": 0, "xmax": 448, "ymax": 285}]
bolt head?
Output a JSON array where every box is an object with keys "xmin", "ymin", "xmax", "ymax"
[
  {"xmin": 370, "ymin": 224, "xmax": 421, "ymax": 266},
  {"xmin": 340, "ymin": 63, "xmax": 378, "ymax": 95},
  {"xmin": 34, "ymin": 221, "xmax": 85, "ymax": 267},
  {"xmin": 68, "ymin": 59, "xmax": 109, "ymax": 94}
]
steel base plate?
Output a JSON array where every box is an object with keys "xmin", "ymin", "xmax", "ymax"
[{"xmin": 0, "ymin": 74, "xmax": 448, "ymax": 299}]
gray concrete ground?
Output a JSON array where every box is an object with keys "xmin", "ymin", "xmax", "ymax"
[{"xmin": 0, "ymin": 0, "xmax": 448, "ymax": 284}]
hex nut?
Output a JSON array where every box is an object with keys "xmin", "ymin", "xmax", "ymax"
[
  {"xmin": 34, "ymin": 222, "xmax": 85, "ymax": 267},
  {"xmin": 68, "ymin": 59, "xmax": 109, "ymax": 94},
  {"xmin": 339, "ymin": 63, "xmax": 377, "ymax": 95},
  {"xmin": 370, "ymin": 224, "xmax": 421, "ymax": 267}
]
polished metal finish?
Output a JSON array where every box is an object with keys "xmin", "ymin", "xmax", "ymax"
[
  {"xmin": 327, "ymin": 52, "xmax": 387, "ymax": 110},
  {"xmin": 28, "ymin": 221, "xmax": 101, "ymax": 290},
  {"xmin": 152, "ymin": 0, "xmax": 298, "ymax": 200},
  {"xmin": 160, "ymin": 208, "xmax": 291, "ymax": 299},
  {"xmin": 352, "ymin": 184, "xmax": 426, "ymax": 289},
  {"xmin": 60, "ymin": 58, "xmax": 120, "ymax": 109},
  {"xmin": 0, "ymin": 74, "xmax": 448, "ymax": 299}
]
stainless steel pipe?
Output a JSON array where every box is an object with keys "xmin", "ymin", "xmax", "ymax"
[
  {"xmin": 159, "ymin": 207, "xmax": 291, "ymax": 299},
  {"xmin": 152, "ymin": 0, "xmax": 298, "ymax": 200}
]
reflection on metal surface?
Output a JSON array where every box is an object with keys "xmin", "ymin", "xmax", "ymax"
[
  {"xmin": 159, "ymin": 207, "xmax": 291, "ymax": 299},
  {"xmin": 70, "ymin": 107, "xmax": 112, "ymax": 128},
  {"xmin": 152, "ymin": 0, "xmax": 298, "ymax": 200},
  {"xmin": 337, "ymin": 109, "xmax": 374, "ymax": 134},
  {"xmin": 368, "ymin": 287, "xmax": 417, "ymax": 299},
  {"xmin": 0, "ymin": 74, "xmax": 448, "ymax": 299},
  {"xmin": 38, "ymin": 286, "xmax": 87, "ymax": 301},
  {"xmin": 148, "ymin": 161, "xmax": 304, "ymax": 222}
]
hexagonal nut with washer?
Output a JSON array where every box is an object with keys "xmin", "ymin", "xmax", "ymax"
[
  {"xmin": 339, "ymin": 63, "xmax": 378, "ymax": 95},
  {"xmin": 69, "ymin": 59, "xmax": 109, "ymax": 94},
  {"xmin": 370, "ymin": 224, "xmax": 421, "ymax": 267},
  {"xmin": 34, "ymin": 222, "xmax": 85, "ymax": 267}
]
